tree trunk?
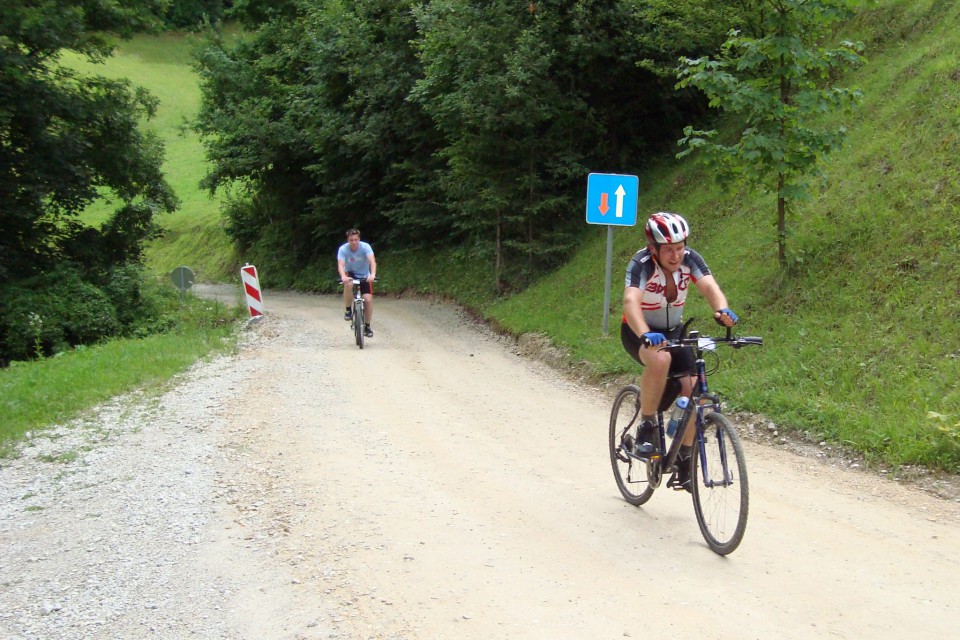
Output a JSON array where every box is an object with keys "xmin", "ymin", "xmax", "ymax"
[
  {"xmin": 777, "ymin": 172, "xmax": 787, "ymax": 270},
  {"xmin": 495, "ymin": 211, "xmax": 503, "ymax": 295},
  {"xmin": 528, "ymin": 154, "xmax": 535, "ymax": 274},
  {"xmin": 778, "ymin": 48, "xmax": 789, "ymax": 271}
]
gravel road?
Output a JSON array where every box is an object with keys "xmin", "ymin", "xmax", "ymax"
[{"xmin": 2, "ymin": 288, "xmax": 959, "ymax": 640}]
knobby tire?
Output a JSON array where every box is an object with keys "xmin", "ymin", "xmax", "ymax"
[
  {"xmin": 354, "ymin": 302, "xmax": 365, "ymax": 349},
  {"xmin": 609, "ymin": 385, "xmax": 655, "ymax": 506},
  {"xmin": 691, "ymin": 412, "xmax": 749, "ymax": 555}
]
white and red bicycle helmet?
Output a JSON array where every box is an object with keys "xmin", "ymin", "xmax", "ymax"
[{"xmin": 644, "ymin": 212, "xmax": 690, "ymax": 245}]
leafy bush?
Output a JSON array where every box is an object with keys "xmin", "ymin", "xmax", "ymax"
[
  {"xmin": 101, "ymin": 263, "xmax": 145, "ymax": 328},
  {"xmin": 1, "ymin": 266, "xmax": 120, "ymax": 362},
  {"xmin": 164, "ymin": 0, "xmax": 227, "ymax": 30},
  {"xmin": 0, "ymin": 264, "xmax": 204, "ymax": 365}
]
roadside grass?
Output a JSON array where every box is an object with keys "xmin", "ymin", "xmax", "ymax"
[
  {"xmin": 480, "ymin": 1, "xmax": 960, "ymax": 472},
  {"xmin": 0, "ymin": 292, "xmax": 242, "ymax": 455},
  {"xmin": 0, "ymin": 33, "xmax": 246, "ymax": 454}
]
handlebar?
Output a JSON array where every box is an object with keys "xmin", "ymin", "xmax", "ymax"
[
  {"xmin": 660, "ymin": 335, "xmax": 763, "ymax": 351},
  {"xmin": 658, "ymin": 320, "xmax": 763, "ymax": 351},
  {"xmin": 337, "ymin": 276, "xmax": 378, "ymax": 286}
]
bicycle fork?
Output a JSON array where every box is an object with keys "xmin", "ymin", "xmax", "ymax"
[{"xmin": 696, "ymin": 411, "xmax": 736, "ymax": 489}]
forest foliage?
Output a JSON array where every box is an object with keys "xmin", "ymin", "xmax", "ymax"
[
  {"xmin": 193, "ymin": 0, "xmax": 765, "ymax": 293},
  {"xmin": 1, "ymin": 0, "xmax": 864, "ymax": 361}
]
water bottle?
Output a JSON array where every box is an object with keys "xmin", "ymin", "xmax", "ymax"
[{"xmin": 666, "ymin": 396, "xmax": 689, "ymax": 437}]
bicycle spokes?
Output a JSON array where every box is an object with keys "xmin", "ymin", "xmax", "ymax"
[
  {"xmin": 692, "ymin": 413, "xmax": 749, "ymax": 555},
  {"xmin": 608, "ymin": 385, "xmax": 655, "ymax": 506}
]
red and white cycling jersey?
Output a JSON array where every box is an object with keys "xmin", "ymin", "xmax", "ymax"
[{"xmin": 623, "ymin": 247, "xmax": 712, "ymax": 331}]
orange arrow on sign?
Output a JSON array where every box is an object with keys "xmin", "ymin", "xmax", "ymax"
[{"xmin": 598, "ymin": 192, "xmax": 609, "ymax": 215}]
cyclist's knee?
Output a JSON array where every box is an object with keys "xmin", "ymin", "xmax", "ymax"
[{"xmin": 639, "ymin": 347, "xmax": 671, "ymax": 369}]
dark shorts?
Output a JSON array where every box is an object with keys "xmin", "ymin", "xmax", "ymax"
[
  {"xmin": 621, "ymin": 322, "xmax": 693, "ymax": 410},
  {"xmin": 620, "ymin": 322, "xmax": 695, "ymax": 377},
  {"xmin": 347, "ymin": 272, "xmax": 373, "ymax": 296}
]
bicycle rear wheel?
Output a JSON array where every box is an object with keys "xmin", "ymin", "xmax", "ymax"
[
  {"xmin": 691, "ymin": 412, "xmax": 748, "ymax": 555},
  {"xmin": 354, "ymin": 302, "xmax": 365, "ymax": 349},
  {"xmin": 609, "ymin": 385, "xmax": 654, "ymax": 506}
]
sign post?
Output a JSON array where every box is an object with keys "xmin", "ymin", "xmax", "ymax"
[
  {"xmin": 170, "ymin": 266, "xmax": 195, "ymax": 306},
  {"xmin": 585, "ymin": 173, "xmax": 639, "ymax": 335}
]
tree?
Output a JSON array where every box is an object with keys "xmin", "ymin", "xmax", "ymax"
[
  {"xmin": 194, "ymin": 0, "xmax": 443, "ymax": 273},
  {"xmin": 194, "ymin": 0, "xmax": 755, "ymax": 291},
  {"xmin": 0, "ymin": 0, "xmax": 176, "ymax": 286},
  {"xmin": 412, "ymin": 0, "xmax": 740, "ymax": 293},
  {"xmin": 163, "ymin": 0, "xmax": 230, "ymax": 29},
  {"xmin": 0, "ymin": 1, "xmax": 177, "ymax": 362},
  {"xmin": 676, "ymin": 0, "xmax": 865, "ymax": 270},
  {"xmin": 413, "ymin": 0, "xmax": 577, "ymax": 293}
]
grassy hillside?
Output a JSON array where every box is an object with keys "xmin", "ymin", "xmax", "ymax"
[
  {"xmin": 67, "ymin": 32, "xmax": 241, "ymax": 283},
  {"xmin": 482, "ymin": 0, "xmax": 960, "ymax": 471},
  {"xmin": 52, "ymin": 1, "xmax": 959, "ymax": 473}
]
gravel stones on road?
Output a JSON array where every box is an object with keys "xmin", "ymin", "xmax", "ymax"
[{"xmin": 0, "ymin": 350, "xmax": 246, "ymax": 639}]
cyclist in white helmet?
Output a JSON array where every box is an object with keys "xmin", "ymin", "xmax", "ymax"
[{"xmin": 621, "ymin": 212, "xmax": 738, "ymax": 490}]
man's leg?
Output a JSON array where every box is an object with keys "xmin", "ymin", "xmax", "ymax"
[
  {"xmin": 631, "ymin": 346, "xmax": 671, "ymax": 454},
  {"xmin": 680, "ymin": 375, "xmax": 696, "ymax": 446},
  {"xmin": 672, "ymin": 375, "xmax": 697, "ymax": 492},
  {"xmin": 363, "ymin": 293, "xmax": 373, "ymax": 324},
  {"xmin": 638, "ymin": 346, "xmax": 671, "ymax": 416},
  {"xmin": 343, "ymin": 284, "xmax": 353, "ymax": 316}
]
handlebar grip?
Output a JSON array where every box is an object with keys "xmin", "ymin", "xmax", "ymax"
[{"xmin": 739, "ymin": 337, "xmax": 763, "ymax": 346}]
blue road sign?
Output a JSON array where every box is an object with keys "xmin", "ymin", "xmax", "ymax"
[{"xmin": 585, "ymin": 173, "xmax": 639, "ymax": 226}]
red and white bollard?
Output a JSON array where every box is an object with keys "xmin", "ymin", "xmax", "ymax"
[{"xmin": 240, "ymin": 263, "xmax": 264, "ymax": 317}]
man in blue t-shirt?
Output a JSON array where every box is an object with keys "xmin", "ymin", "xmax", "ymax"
[{"xmin": 337, "ymin": 228, "xmax": 377, "ymax": 337}]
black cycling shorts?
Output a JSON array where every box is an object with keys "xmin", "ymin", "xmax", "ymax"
[
  {"xmin": 347, "ymin": 272, "xmax": 373, "ymax": 296},
  {"xmin": 620, "ymin": 322, "xmax": 695, "ymax": 377}
]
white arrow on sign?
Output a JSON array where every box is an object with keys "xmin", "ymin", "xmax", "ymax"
[{"xmin": 615, "ymin": 184, "xmax": 626, "ymax": 218}]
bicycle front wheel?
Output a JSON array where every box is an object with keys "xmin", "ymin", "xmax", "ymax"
[
  {"xmin": 609, "ymin": 385, "xmax": 654, "ymax": 506},
  {"xmin": 691, "ymin": 412, "xmax": 748, "ymax": 555},
  {"xmin": 354, "ymin": 302, "xmax": 365, "ymax": 349}
]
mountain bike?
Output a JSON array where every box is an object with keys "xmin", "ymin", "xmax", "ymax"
[
  {"xmin": 341, "ymin": 277, "xmax": 371, "ymax": 349},
  {"xmin": 608, "ymin": 319, "xmax": 763, "ymax": 555}
]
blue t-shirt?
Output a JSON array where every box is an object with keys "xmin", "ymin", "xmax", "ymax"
[{"xmin": 338, "ymin": 241, "xmax": 374, "ymax": 278}]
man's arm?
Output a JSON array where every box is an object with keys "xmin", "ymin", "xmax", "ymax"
[
  {"xmin": 367, "ymin": 253, "xmax": 377, "ymax": 282},
  {"xmin": 338, "ymin": 258, "xmax": 349, "ymax": 282},
  {"xmin": 695, "ymin": 274, "xmax": 736, "ymax": 326},
  {"xmin": 694, "ymin": 275, "xmax": 728, "ymax": 311},
  {"xmin": 623, "ymin": 286, "xmax": 651, "ymax": 337}
]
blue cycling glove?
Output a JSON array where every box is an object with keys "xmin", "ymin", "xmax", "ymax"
[
  {"xmin": 714, "ymin": 308, "xmax": 739, "ymax": 325},
  {"xmin": 642, "ymin": 332, "xmax": 667, "ymax": 347}
]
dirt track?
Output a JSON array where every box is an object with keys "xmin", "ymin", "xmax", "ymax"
[
  {"xmin": 207, "ymin": 289, "xmax": 960, "ymax": 639},
  {"xmin": 4, "ymin": 288, "xmax": 960, "ymax": 639}
]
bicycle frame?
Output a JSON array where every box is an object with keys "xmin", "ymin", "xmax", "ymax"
[
  {"xmin": 623, "ymin": 326, "xmax": 753, "ymax": 487},
  {"xmin": 658, "ymin": 331, "xmax": 732, "ymax": 487},
  {"xmin": 609, "ymin": 319, "xmax": 761, "ymax": 554},
  {"xmin": 351, "ymin": 280, "xmax": 364, "ymax": 311}
]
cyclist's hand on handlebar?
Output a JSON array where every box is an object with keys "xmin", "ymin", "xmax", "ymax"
[
  {"xmin": 714, "ymin": 308, "xmax": 738, "ymax": 327},
  {"xmin": 366, "ymin": 274, "xmax": 376, "ymax": 283},
  {"xmin": 641, "ymin": 332, "xmax": 667, "ymax": 347}
]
